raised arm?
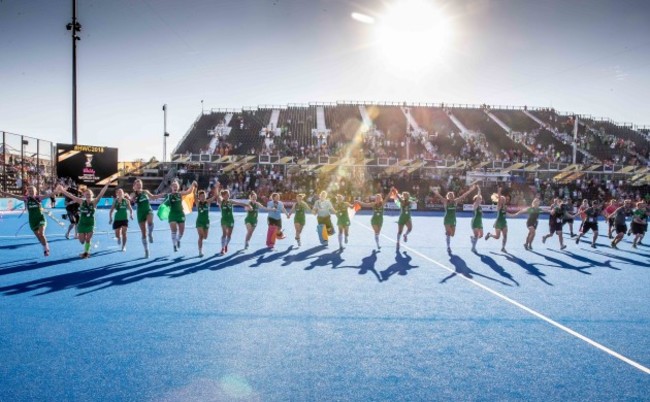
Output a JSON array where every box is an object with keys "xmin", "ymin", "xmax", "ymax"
[
  {"xmin": 507, "ymin": 207, "xmax": 526, "ymax": 218},
  {"xmin": 0, "ymin": 190, "xmax": 24, "ymax": 201},
  {"xmin": 456, "ymin": 185, "xmax": 477, "ymax": 203},
  {"xmin": 230, "ymin": 200, "xmax": 249, "ymax": 208},
  {"xmin": 431, "ymin": 189, "xmax": 445, "ymax": 203},
  {"xmin": 180, "ymin": 182, "xmax": 197, "ymax": 196},
  {"xmin": 145, "ymin": 190, "xmax": 166, "ymax": 200},
  {"xmin": 55, "ymin": 185, "xmax": 84, "ymax": 204},
  {"xmin": 93, "ymin": 183, "xmax": 111, "ymax": 207}
]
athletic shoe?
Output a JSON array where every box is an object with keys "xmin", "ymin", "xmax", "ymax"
[
  {"xmin": 80, "ymin": 252, "xmax": 89, "ymax": 259},
  {"xmin": 484, "ymin": 233, "xmax": 491, "ymax": 241},
  {"xmin": 345, "ymin": 236, "xmax": 348, "ymax": 244},
  {"xmin": 177, "ymin": 240, "xmax": 181, "ymax": 249},
  {"xmin": 173, "ymin": 245, "xmax": 178, "ymax": 252},
  {"xmin": 523, "ymin": 243, "xmax": 529, "ymax": 250},
  {"xmin": 632, "ymin": 243, "xmax": 637, "ymax": 249},
  {"xmin": 199, "ymin": 252, "xmax": 204, "ymax": 258},
  {"xmin": 220, "ymin": 247, "xmax": 226, "ymax": 255},
  {"xmin": 245, "ymin": 242, "xmax": 249, "ymax": 250},
  {"xmin": 627, "ymin": 230, "xmax": 632, "ymax": 237},
  {"xmin": 148, "ymin": 233, "xmax": 154, "ymax": 243},
  {"xmin": 591, "ymin": 243, "xmax": 596, "ymax": 248},
  {"xmin": 560, "ymin": 245, "xmax": 566, "ymax": 250},
  {"xmin": 339, "ymin": 246, "xmax": 344, "ymax": 252},
  {"xmin": 121, "ymin": 246, "xmax": 126, "ymax": 253},
  {"xmin": 403, "ymin": 234, "xmax": 408, "ymax": 243},
  {"xmin": 575, "ymin": 237, "xmax": 580, "ymax": 245},
  {"xmin": 447, "ymin": 247, "xmax": 451, "ymax": 254},
  {"xmin": 528, "ymin": 245, "xmax": 533, "ymax": 251},
  {"xmin": 65, "ymin": 233, "xmax": 71, "ymax": 240},
  {"xmin": 117, "ymin": 238, "xmax": 121, "ymax": 246},
  {"xmin": 610, "ymin": 241, "xmax": 617, "ymax": 249},
  {"xmin": 501, "ymin": 247, "xmax": 507, "ymax": 253},
  {"xmin": 471, "ymin": 246, "xmax": 476, "ymax": 253},
  {"xmin": 145, "ymin": 249, "xmax": 150, "ymax": 258},
  {"xmin": 44, "ymin": 249, "xmax": 50, "ymax": 257},
  {"xmin": 542, "ymin": 235, "xmax": 547, "ymax": 244},
  {"xmin": 225, "ymin": 245, "xmax": 228, "ymax": 253}
]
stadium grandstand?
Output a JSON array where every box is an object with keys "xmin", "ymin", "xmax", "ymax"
[
  {"xmin": 106, "ymin": 102, "xmax": 650, "ymax": 208},
  {"xmin": 3, "ymin": 101, "xmax": 649, "ymax": 208}
]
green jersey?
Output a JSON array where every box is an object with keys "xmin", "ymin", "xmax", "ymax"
[
  {"xmin": 371, "ymin": 203, "xmax": 384, "ymax": 227},
  {"xmin": 196, "ymin": 200, "xmax": 210, "ymax": 229},
  {"xmin": 167, "ymin": 193, "xmax": 185, "ymax": 223},
  {"xmin": 221, "ymin": 200, "xmax": 235, "ymax": 227},
  {"xmin": 25, "ymin": 196, "xmax": 46, "ymax": 232},
  {"xmin": 113, "ymin": 198, "xmax": 129, "ymax": 221},
  {"xmin": 444, "ymin": 201, "xmax": 457, "ymax": 226},
  {"xmin": 245, "ymin": 202, "xmax": 259, "ymax": 226},
  {"xmin": 398, "ymin": 199, "xmax": 411, "ymax": 225},
  {"xmin": 335, "ymin": 201, "xmax": 350, "ymax": 227},
  {"xmin": 78, "ymin": 200, "xmax": 96, "ymax": 234},
  {"xmin": 293, "ymin": 201, "xmax": 308, "ymax": 226},
  {"xmin": 135, "ymin": 191, "xmax": 153, "ymax": 222},
  {"xmin": 471, "ymin": 205, "xmax": 483, "ymax": 229}
]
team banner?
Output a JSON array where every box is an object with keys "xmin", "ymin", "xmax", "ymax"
[{"xmin": 56, "ymin": 143, "xmax": 118, "ymax": 186}]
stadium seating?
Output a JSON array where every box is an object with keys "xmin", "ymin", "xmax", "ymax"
[{"xmin": 173, "ymin": 112, "xmax": 226, "ymax": 155}]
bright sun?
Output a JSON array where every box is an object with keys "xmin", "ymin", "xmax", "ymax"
[{"xmin": 373, "ymin": 0, "xmax": 452, "ymax": 73}]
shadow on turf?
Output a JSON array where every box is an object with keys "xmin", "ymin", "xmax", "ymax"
[
  {"xmin": 528, "ymin": 250, "xmax": 592, "ymax": 275},
  {"xmin": 0, "ymin": 249, "xmax": 116, "ymax": 278},
  {"xmin": 378, "ymin": 251, "xmax": 418, "ymax": 281},
  {"xmin": 488, "ymin": 251, "xmax": 552, "ymax": 286},
  {"xmin": 548, "ymin": 249, "xmax": 621, "ymax": 271},
  {"xmin": 0, "ymin": 238, "xmax": 68, "ymax": 251},
  {"xmin": 334, "ymin": 249, "xmax": 382, "ymax": 282},
  {"xmin": 0, "ymin": 248, "xmax": 272, "ymax": 296},
  {"xmin": 473, "ymin": 252, "xmax": 519, "ymax": 286},
  {"xmin": 442, "ymin": 253, "xmax": 512, "ymax": 286}
]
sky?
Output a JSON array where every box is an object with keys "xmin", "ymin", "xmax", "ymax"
[{"xmin": 1, "ymin": 0, "xmax": 649, "ymax": 161}]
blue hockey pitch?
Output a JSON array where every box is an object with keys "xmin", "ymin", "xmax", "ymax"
[{"xmin": 0, "ymin": 209, "xmax": 648, "ymax": 401}]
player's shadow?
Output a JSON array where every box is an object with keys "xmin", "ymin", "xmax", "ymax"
[
  {"xmin": 592, "ymin": 250, "xmax": 650, "ymax": 268},
  {"xmin": 442, "ymin": 253, "xmax": 511, "ymax": 286},
  {"xmin": 0, "ymin": 250, "xmax": 116, "ymax": 277},
  {"xmin": 334, "ymin": 249, "xmax": 382, "ymax": 282},
  {"xmin": 304, "ymin": 249, "xmax": 345, "ymax": 271},
  {"xmin": 281, "ymin": 245, "xmax": 326, "ymax": 266},
  {"xmin": 474, "ymin": 252, "xmax": 519, "ymax": 286},
  {"xmin": 380, "ymin": 251, "xmax": 418, "ymax": 282},
  {"xmin": 548, "ymin": 249, "xmax": 620, "ymax": 271},
  {"xmin": 490, "ymin": 251, "xmax": 552, "ymax": 286},
  {"xmin": 0, "ymin": 238, "xmax": 67, "ymax": 250},
  {"xmin": 0, "ymin": 253, "xmax": 172, "ymax": 297},
  {"xmin": 250, "ymin": 246, "xmax": 294, "ymax": 268},
  {"xmin": 528, "ymin": 250, "xmax": 592, "ymax": 274}
]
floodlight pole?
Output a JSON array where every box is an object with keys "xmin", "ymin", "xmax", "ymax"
[
  {"xmin": 573, "ymin": 116, "xmax": 578, "ymax": 164},
  {"xmin": 66, "ymin": 0, "xmax": 82, "ymax": 145},
  {"xmin": 163, "ymin": 104, "xmax": 168, "ymax": 163}
]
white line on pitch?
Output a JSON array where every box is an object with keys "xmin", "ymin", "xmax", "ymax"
[{"xmin": 354, "ymin": 220, "xmax": 650, "ymax": 375}]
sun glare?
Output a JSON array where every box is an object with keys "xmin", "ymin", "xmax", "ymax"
[{"xmin": 374, "ymin": 0, "xmax": 452, "ymax": 74}]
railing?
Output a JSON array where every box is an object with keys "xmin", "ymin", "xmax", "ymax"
[
  {"xmin": 1, "ymin": 130, "xmax": 55, "ymax": 192},
  {"xmin": 170, "ymin": 152, "xmax": 650, "ymax": 174}
]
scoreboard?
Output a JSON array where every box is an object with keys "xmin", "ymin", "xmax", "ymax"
[{"xmin": 56, "ymin": 143, "xmax": 119, "ymax": 186}]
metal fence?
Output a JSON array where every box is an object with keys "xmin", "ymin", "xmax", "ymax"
[{"xmin": 0, "ymin": 131, "xmax": 56, "ymax": 193}]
